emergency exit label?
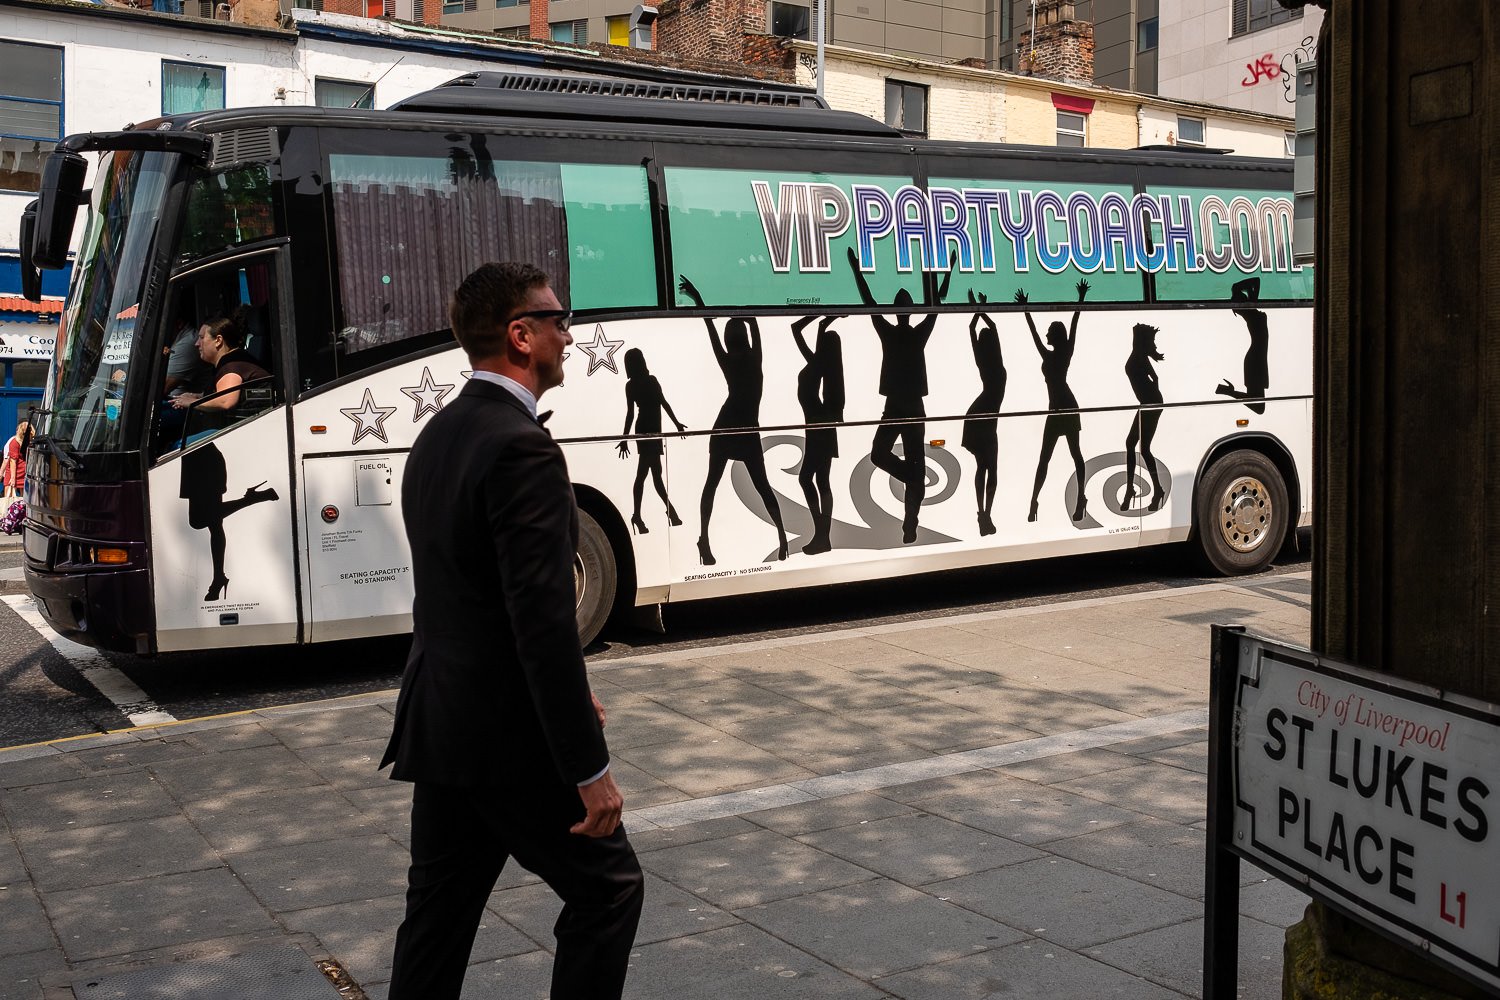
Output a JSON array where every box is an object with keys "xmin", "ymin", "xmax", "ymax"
[{"xmin": 1232, "ymin": 639, "xmax": 1500, "ymax": 988}]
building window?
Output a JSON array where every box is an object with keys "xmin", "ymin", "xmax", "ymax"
[
  {"xmin": 1000, "ymin": 0, "xmax": 1012, "ymax": 42},
  {"xmin": 1056, "ymin": 110, "xmax": 1087, "ymax": 146},
  {"xmin": 1232, "ymin": 0, "xmax": 1298, "ymax": 37},
  {"xmin": 316, "ymin": 78, "xmax": 374, "ymax": 110},
  {"xmin": 607, "ymin": 14, "xmax": 629, "ymax": 43},
  {"xmin": 1176, "ymin": 115, "xmax": 1206, "ymax": 145},
  {"xmin": 0, "ymin": 41, "xmax": 63, "ymax": 194},
  {"xmin": 162, "ymin": 62, "xmax": 225, "ymax": 115},
  {"xmin": 1284, "ymin": 131, "xmax": 1295, "ymax": 157},
  {"xmin": 885, "ymin": 79, "xmax": 927, "ymax": 136},
  {"xmin": 1137, "ymin": 16, "xmax": 1157, "ymax": 51},
  {"xmin": 770, "ymin": 2, "xmax": 809, "ymax": 39},
  {"xmin": 551, "ymin": 18, "xmax": 588, "ymax": 42},
  {"xmin": 442, "ymin": 0, "xmax": 476, "ymax": 12},
  {"xmin": 494, "ymin": 24, "xmax": 529, "ymax": 36}
]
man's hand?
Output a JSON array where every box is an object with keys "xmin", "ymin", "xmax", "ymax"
[
  {"xmin": 572, "ymin": 770, "xmax": 624, "ymax": 838},
  {"xmin": 591, "ymin": 691, "xmax": 607, "ymax": 729}
]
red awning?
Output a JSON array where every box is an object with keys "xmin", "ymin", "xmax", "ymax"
[{"xmin": 1052, "ymin": 93, "xmax": 1096, "ymax": 115}]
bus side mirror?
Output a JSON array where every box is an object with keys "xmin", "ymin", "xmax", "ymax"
[
  {"xmin": 32, "ymin": 150, "xmax": 88, "ymax": 270},
  {"xmin": 19, "ymin": 201, "xmax": 42, "ymax": 303}
]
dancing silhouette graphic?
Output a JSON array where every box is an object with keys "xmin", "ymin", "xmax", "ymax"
[
  {"xmin": 680, "ymin": 276, "xmax": 787, "ymax": 565},
  {"xmin": 790, "ymin": 315, "xmax": 845, "ymax": 555},
  {"xmin": 1020, "ymin": 279, "xmax": 1090, "ymax": 523},
  {"xmin": 847, "ymin": 247, "xmax": 953, "ymax": 544},
  {"xmin": 179, "ymin": 443, "xmax": 278, "ymax": 601},
  {"xmin": 1216, "ymin": 277, "xmax": 1269, "ymax": 414},
  {"xmin": 1123, "ymin": 323, "xmax": 1167, "ymax": 512},
  {"xmin": 617, "ymin": 348, "xmax": 686, "ymax": 534},
  {"xmin": 961, "ymin": 291, "xmax": 1006, "ymax": 536}
]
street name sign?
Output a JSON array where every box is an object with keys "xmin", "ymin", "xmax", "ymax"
[{"xmin": 1205, "ymin": 627, "xmax": 1500, "ymax": 996}]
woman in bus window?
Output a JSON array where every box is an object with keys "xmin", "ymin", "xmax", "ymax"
[
  {"xmin": 791, "ymin": 314, "xmax": 844, "ymax": 555},
  {"xmin": 1019, "ymin": 280, "xmax": 1090, "ymax": 523},
  {"xmin": 169, "ymin": 311, "xmax": 271, "ymax": 418},
  {"xmin": 680, "ymin": 276, "xmax": 787, "ymax": 566},
  {"xmin": 1123, "ymin": 323, "xmax": 1167, "ymax": 512},
  {"xmin": 617, "ymin": 348, "xmax": 686, "ymax": 534},
  {"xmin": 961, "ymin": 293, "xmax": 1005, "ymax": 537}
]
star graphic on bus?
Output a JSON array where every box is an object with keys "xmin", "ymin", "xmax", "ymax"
[
  {"xmin": 399, "ymin": 367, "xmax": 455, "ymax": 421},
  {"xmin": 576, "ymin": 325, "xmax": 624, "ymax": 376},
  {"xmin": 340, "ymin": 388, "xmax": 398, "ymax": 445}
]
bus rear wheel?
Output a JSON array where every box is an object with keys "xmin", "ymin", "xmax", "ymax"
[
  {"xmin": 574, "ymin": 508, "xmax": 617, "ymax": 648},
  {"xmin": 1194, "ymin": 450, "xmax": 1288, "ymax": 576}
]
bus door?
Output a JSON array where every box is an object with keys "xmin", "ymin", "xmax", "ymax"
[{"xmin": 145, "ymin": 245, "xmax": 301, "ymax": 652}]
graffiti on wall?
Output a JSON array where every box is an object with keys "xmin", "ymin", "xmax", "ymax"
[{"xmin": 1240, "ymin": 35, "xmax": 1318, "ymax": 104}]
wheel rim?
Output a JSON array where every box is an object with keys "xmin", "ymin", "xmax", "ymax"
[
  {"xmin": 574, "ymin": 553, "xmax": 586, "ymax": 612},
  {"xmin": 1218, "ymin": 475, "xmax": 1274, "ymax": 553}
]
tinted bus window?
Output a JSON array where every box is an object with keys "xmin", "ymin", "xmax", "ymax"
[
  {"xmin": 926, "ymin": 174, "xmax": 1147, "ymax": 303},
  {"xmin": 179, "ymin": 164, "xmax": 277, "ymax": 263},
  {"xmin": 326, "ymin": 152, "xmax": 654, "ymax": 358},
  {"xmin": 664, "ymin": 166, "xmax": 922, "ymax": 309},
  {"xmin": 1146, "ymin": 184, "xmax": 1312, "ymax": 302}
]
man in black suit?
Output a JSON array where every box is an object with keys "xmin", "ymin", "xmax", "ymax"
[{"xmin": 382, "ymin": 261, "xmax": 644, "ymax": 999}]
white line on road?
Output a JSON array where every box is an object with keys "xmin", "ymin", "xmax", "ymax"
[
  {"xmin": 624, "ymin": 708, "xmax": 1207, "ymax": 830},
  {"xmin": 2, "ymin": 594, "xmax": 176, "ymax": 727}
]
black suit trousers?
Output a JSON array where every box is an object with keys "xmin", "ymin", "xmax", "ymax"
[{"xmin": 389, "ymin": 782, "xmax": 645, "ymax": 1000}]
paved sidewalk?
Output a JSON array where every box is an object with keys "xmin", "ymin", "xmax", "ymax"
[{"xmin": 0, "ymin": 574, "xmax": 1314, "ymax": 1000}]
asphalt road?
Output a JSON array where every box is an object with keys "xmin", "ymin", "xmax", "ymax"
[{"xmin": 0, "ymin": 533, "xmax": 1310, "ymax": 749}]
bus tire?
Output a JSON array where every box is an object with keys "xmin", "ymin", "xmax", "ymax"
[
  {"xmin": 1194, "ymin": 449, "xmax": 1288, "ymax": 576},
  {"xmin": 574, "ymin": 508, "xmax": 617, "ymax": 648}
]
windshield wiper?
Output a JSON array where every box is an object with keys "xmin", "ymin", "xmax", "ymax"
[{"xmin": 29, "ymin": 433, "xmax": 84, "ymax": 473}]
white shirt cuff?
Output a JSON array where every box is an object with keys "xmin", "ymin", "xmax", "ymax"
[{"xmin": 577, "ymin": 763, "xmax": 610, "ymax": 787}]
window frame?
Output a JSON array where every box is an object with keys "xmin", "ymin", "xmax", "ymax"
[
  {"xmin": 769, "ymin": 1, "xmax": 810, "ymax": 39},
  {"xmin": 884, "ymin": 79, "xmax": 928, "ymax": 138},
  {"xmin": 1176, "ymin": 116, "xmax": 1207, "ymax": 146},
  {"xmin": 0, "ymin": 39, "xmax": 65, "ymax": 196},
  {"xmin": 1231, "ymin": 0, "xmax": 1299, "ymax": 37},
  {"xmin": 1136, "ymin": 16, "xmax": 1158, "ymax": 52},
  {"xmin": 161, "ymin": 60, "xmax": 227, "ymax": 116},
  {"xmin": 550, "ymin": 18, "xmax": 589, "ymax": 43},
  {"xmin": 1055, "ymin": 110, "xmax": 1087, "ymax": 147},
  {"xmin": 314, "ymin": 77, "xmax": 375, "ymax": 110}
]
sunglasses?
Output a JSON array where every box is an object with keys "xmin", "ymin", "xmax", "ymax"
[{"xmin": 510, "ymin": 309, "xmax": 573, "ymax": 333}]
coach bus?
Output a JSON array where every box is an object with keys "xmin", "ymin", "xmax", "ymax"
[{"xmin": 16, "ymin": 72, "xmax": 1311, "ymax": 655}]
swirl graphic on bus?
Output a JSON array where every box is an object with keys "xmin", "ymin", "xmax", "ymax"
[
  {"xmin": 1064, "ymin": 450, "xmax": 1174, "ymax": 531},
  {"xmin": 731, "ymin": 434, "xmax": 960, "ymax": 559}
]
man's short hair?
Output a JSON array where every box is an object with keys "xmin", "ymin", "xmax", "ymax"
[{"xmin": 450, "ymin": 262, "xmax": 550, "ymax": 362}]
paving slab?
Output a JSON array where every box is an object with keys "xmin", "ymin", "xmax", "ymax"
[
  {"xmin": 0, "ymin": 946, "xmax": 61, "ymax": 1000},
  {"xmin": 798, "ymin": 813, "xmax": 1043, "ymax": 885},
  {"xmin": 0, "ymin": 754, "xmax": 83, "ymax": 791},
  {"xmin": 1086, "ymin": 915, "xmax": 1290, "ymax": 1000},
  {"xmin": 875, "ymin": 937, "xmax": 1186, "ymax": 999},
  {"xmin": 622, "ymin": 923, "xmax": 891, "ymax": 998},
  {"xmin": 148, "ymin": 744, "xmax": 326, "ymax": 801},
  {"xmin": 927, "ymin": 856, "xmax": 1202, "ymax": 950},
  {"xmin": 0, "ymin": 883, "xmax": 56, "ymax": 960},
  {"xmin": 904, "ymin": 772, "xmax": 1151, "ymax": 844},
  {"xmin": 641, "ymin": 828, "xmax": 876, "ymax": 910},
  {"xmin": 225, "ymin": 834, "xmax": 407, "ymax": 913},
  {"xmin": 183, "ymin": 784, "xmax": 385, "ymax": 855},
  {"xmin": 742, "ymin": 791, "xmax": 918, "ymax": 836},
  {"xmin": 737, "ymin": 877, "xmax": 1027, "ymax": 979},
  {"xmin": 1, "ymin": 774, "xmax": 179, "ymax": 835},
  {"xmin": 488, "ymin": 871, "xmax": 738, "ymax": 950},
  {"xmin": 1052, "ymin": 760, "xmax": 1209, "ymax": 826},
  {"xmin": 18, "ymin": 814, "xmax": 219, "ymax": 893},
  {"xmin": 44, "ymin": 867, "xmax": 275, "ymax": 962}
]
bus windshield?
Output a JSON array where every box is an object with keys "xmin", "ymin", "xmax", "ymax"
[{"xmin": 46, "ymin": 149, "xmax": 177, "ymax": 452}]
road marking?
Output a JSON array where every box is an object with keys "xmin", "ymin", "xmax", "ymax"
[
  {"xmin": 2, "ymin": 594, "xmax": 176, "ymax": 727},
  {"xmin": 624, "ymin": 708, "xmax": 1207, "ymax": 830}
]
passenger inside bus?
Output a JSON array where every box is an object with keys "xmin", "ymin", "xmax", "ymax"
[{"xmin": 168, "ymin": 311, "xmax": 273, "ymax": 443}]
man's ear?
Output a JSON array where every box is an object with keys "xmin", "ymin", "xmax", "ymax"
[{"xmin": 506, "ymin": 319, "xmax": 533, "ymax": 359}]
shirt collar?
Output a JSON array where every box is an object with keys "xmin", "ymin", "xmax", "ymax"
[{"xmin": 469, "ymin": 370, "xmax": 538, "ymax": 419}]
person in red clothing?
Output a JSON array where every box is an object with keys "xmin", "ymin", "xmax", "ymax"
[{"xmin": 2, "ymin": 420, "xmax": 29, "ymax": 499}]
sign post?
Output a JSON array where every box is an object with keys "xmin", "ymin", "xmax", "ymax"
[{"xmin": 1205, "ymin": 628, "xmax": 1500, "ymax": 997}]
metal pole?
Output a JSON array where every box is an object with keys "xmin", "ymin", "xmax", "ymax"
[
  {"xmin": 1202, "ymin": 623, "xmax": 1245, "ymax": 1000},
  {"xmin": 1029, "ymin": 0, "xmax": 1036, "ymax": 60},
  {"xmin": 815, "ymin": 0, "xmax": 825, "ymax": 101}
]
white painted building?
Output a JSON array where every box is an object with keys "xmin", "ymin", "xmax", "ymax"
[{"xmin": 1156, "ymin": 0, "xmax": 1322, "ymax": 116}]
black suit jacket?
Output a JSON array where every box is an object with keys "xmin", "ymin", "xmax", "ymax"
[{"xmin": 381, "ymin": 379, "xmax": 609, "ymax": 795}]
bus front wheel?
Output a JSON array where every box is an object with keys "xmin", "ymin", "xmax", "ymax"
[
  {"xmin": 574, "ymin": 508, "xmax": 618, "ymax": 647},
  {"xmin": 1194, "ymin": 450, "xmax": 1288, "ymax": 576}
]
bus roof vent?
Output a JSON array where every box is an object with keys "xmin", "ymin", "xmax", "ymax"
[
  {"xmin": 210, "ymin": 127, "xmax": 280, "ymax": 170},
  {"xmin": 432, "ymin": 71, "xmax": 828, "ymax": 109}
]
